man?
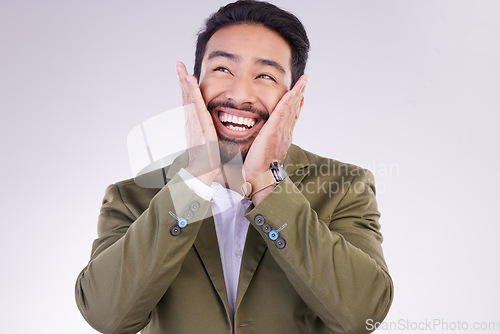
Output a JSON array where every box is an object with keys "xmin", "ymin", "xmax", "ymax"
[{"xmin": 75, "ymin": 1, "xmax": 393, "ymax": 333}]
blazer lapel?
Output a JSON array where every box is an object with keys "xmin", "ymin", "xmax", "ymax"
[{"xmin": 193, "ymin": 216, "xmax": 230, "ymax": 317}]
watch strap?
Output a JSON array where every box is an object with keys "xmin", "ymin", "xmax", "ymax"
[{"xmin": 241, "ymin": 170, "xmax": 276, "ymax": 200}]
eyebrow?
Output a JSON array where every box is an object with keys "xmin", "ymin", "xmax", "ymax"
[
  {"xmin": 207, "ymin": 50, "xmax": 286, "ymax": 75},
  {"xmin": 255, "ymin": 58, "xmax": 286, "ymax": 74},
  {"xmin": 207, "ymin": 50, "xmax": 240, "ymax": 62}
]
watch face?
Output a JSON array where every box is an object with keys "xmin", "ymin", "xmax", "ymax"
[
  {"xmin": 278, "ymin": 164, "xmax": 287, "ymax": 179},
  {"xmin": 270, "ymin": 162, "xmax": 287, "ymax": 182}
]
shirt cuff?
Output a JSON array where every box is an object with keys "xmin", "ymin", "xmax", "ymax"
[{"xmin": 178, "ymin": 168, "xmax": 215, "ymax": 201}]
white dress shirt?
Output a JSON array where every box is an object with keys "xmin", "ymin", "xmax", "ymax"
[{"xmin": 178, "ymin": 168, "xmax": 251, "ymax": 321}]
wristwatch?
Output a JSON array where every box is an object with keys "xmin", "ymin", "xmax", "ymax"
[
  {"xmin": 242, "ymin": 162, "xmax": 287, "ymax": 199},
  {"xmin": 269, "ymin": 161, "xmax": 287, "ymax": 184}
]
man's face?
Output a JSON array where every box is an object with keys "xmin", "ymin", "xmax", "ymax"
[{"xmin": 198, "ymin": 23, "xmax": 292, "ymax": 163}]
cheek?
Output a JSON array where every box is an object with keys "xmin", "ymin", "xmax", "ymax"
[
  {"xmin": 199, "ymin": 78, "xmax": 229, "ymax": 106},
  {"xmin": 199, "ymin": 81, "xmax": 217, "ymax": 106},
  {"xmin": 256, "ymin": 87, "xmax": 286, "ymax": 113},
  {"xmin": 199, "ymin": 84, "xmax": 211, "ymax": 105},
  {"xmin": 198, "ymin": 66, "xmax": 218, "ymax": 105}
]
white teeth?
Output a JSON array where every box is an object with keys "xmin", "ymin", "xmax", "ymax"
[
  {"xmin": 227, "ymin": 124, "xmax": 246, "ymax": 132},
  {"xmin": 218, "ymin": 111, "xmax": 256, "ymax": 129}
]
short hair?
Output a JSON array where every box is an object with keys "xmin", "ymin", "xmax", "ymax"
[{"xmin": 194, "ymin": 0, "xmax": 310, "ymax": 88}]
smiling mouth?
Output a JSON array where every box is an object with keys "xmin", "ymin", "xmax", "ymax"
[{"xmin": 218, "ymin": 111, "xmax": 257, "ymax": 132}]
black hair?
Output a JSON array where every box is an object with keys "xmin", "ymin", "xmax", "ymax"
[{"xmin": 194, "ymin": 0, "xmax": 309, "ymax": 87}]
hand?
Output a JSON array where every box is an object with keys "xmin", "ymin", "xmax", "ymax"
[
  {"xmin": 176, "ymin": 61, "xmax": 221, "ymax": 185},
  {"xmin": 243, "ymin": 75, "xmax": 308, "ymax": 183}
]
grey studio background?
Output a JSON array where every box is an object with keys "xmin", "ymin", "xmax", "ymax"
[{"xmin": 1, "ymin": 1, "xmax": 499, "ymax": 333}]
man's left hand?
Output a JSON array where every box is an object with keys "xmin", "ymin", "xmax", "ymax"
[{"xmin": 243, "ymin": 75, "xmax": 308, "ymax": 199}]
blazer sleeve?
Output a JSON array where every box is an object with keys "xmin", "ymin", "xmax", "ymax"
[
  {"xmin": 75, "ymin": 173, "xmax": 212, "ymax": 334},
  {"xmin": 244, "ymin": 168, "xmax": 394, "ymax": 334}
]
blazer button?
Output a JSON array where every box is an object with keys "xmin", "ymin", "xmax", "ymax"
[
  {"xmin": 170, "ymin": 225, "xmax": 181, "ymax": 236},
  {"xmin": 190, "ymin": 201, "xmax": 200, "ymax": 212},
  {"xmin": 183, "ymin": 210, "xmax": 194, "ymax": 220},
  {"xmin": 261, "ymin": 223, "xmax": 271, "ymax": 233},
  {"xmin": 269, "ymin": 230, "xmax": 278, "ymax": 241},
  {"xmin": 275, "ymin": 238, "xmax": 286, "ymax": 249},
  {"xmin": 254, "ymin": 215, "xmax": 265, "ymax": 226},
  {"xmin": 177, "ymin": 218, "xmax": 188, "ymax": 228}
]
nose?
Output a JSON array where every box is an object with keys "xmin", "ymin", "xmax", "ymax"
[{"xmin": 225, "ymin": 76, "xmax": 257, "ymax": 106}]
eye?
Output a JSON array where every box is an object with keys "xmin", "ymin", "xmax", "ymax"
[
  {"xmin": 257, "ymin": 73, "xmax": 277, "ymax": 82},
  {"xmin": 214, "ymin": 66, "xmax": 231, "ymax": 74}
]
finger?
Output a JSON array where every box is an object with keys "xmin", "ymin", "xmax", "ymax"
[
  {"xmin": 283, "ymin": 75, "xmax": 307, "ymax": 132},
  {"xmin": 175, "ymin": 61, "xmax": 189, "ymax": 81},
  {"xmin": 263, "ymin": 91, "xmax": 296, "ymax": 162},
  {"xmin": 185, "ymin": 74, "xmax": 219, "ymax": 150},
  {"xmin": 176, "ymin": 63, "xmax": 208, "ymax": 131},
  {"xmin": 288, "ymin": 76, "xmax": 307, "ymax": 128},
  {"xmin": 279, "ymin": 75, "xmax": 307, "ymax": 123},
  {"xmin": 289, "ymin": 75, "xmax": 308, "ymax": 119},
  {"xmin": 290, "ymin": 95, "xmax": 305, "ymax": 130},
  {"xmin": 185, "ymin": 75, "xmax": 208, "ymax": 119},
  {"xmin": 277, "ymin": 91, "xmax": 298, "ymax": 138},
  {"xmin": 176, "ymin": 62, "xmax": 197, "ymax": 129},
  {"xmin": 184, "ymin": 75, "xmax": 220, "ymax": 169},
  {"xmin": 266, "ymin": 89, "xmax": 296, "ymax": 130},
  {"xmin": 177, "ymin": 62, "xmax": 203, "ymax": 138},
  {"xmin": 270, "ymin": 76, "xmax": 306, "ymax": 162},
  {"xmin": 176, "ymin": 61, "xmax": 193, "ymax": 105},
  {"xmin": 176, "ymin": 62, "xmax": 208, "ymax": 122},
  {"xmin": 260, "ymin": 88, "xmax": 297, "ymax": 161}
]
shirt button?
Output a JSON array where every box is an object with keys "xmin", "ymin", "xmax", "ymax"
[{"xmin": 235, "ymin": 250, "xmax": 243, "ymax": 258}]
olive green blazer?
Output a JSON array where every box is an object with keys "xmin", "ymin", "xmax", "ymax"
[{"xmin": 75, "ymin": 144, "xmax": 393, "ymax": 334}]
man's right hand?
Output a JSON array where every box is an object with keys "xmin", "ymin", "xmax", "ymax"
[{"xmin": 176, "ymin": 61, "xmax": 221, "ymax": 186}]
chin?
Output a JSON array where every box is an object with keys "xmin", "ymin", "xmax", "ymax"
[{"xmin": 217, "ymin": 136, "xmax": 252, "ymax": 165}]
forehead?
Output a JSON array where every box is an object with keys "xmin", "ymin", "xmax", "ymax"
[{"xmin": 203, "ymin": 23, "xmax": 292, "ymax": 72}]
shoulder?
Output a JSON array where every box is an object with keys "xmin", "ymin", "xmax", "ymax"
[
  {"xmin": 288, "ymin": 144, "xmax": 373, "ymax": 183},
  {"xmin": 104, "ymin": 176, "xmax": 162, "ymax": 219}
]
